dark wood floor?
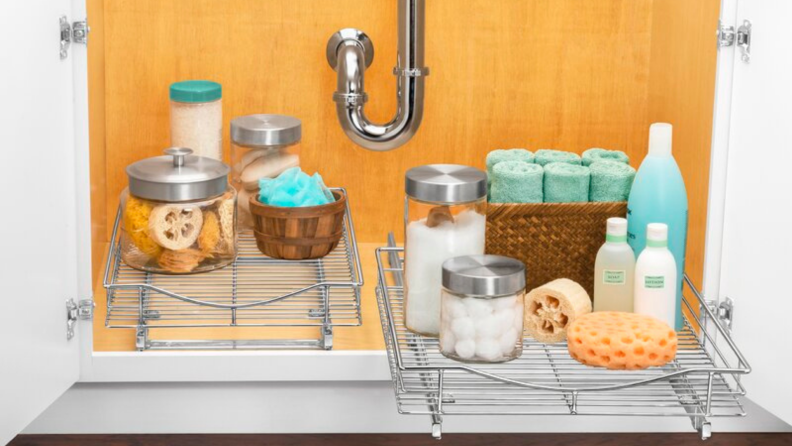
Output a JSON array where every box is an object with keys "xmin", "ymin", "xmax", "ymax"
[{"xmin": 10, "ymin": 434, "xmax": 792, "ymax": 446}]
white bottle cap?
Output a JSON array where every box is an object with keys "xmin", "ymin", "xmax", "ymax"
[
  {"xmin": 646, "ymin": 223, "xmax": 669, "ymax": 247},
  {"xmin": 606, "ymin": 217, "xmax": 627, "ymax": 236},
  {"xmin": 648, "ymin": 123, "xmax": 673, "ymax": 157}
]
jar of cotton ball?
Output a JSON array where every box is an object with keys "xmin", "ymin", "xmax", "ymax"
[
  {"xmin": 404, "ymin": 165, "xmax": 488, "ymax": 337},
  {"xmin": 440, "ymin": 255, "xmax": 526, "ymax": 363},
  {"xmin": 230, "ymin": 114, "xmax": 301, "ymax": 229}
]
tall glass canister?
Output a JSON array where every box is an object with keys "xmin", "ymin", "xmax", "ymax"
[
  {"xmin": 404, "ymin": 165, "xmax": 488, "ymax": 336},
  {"xmin": 170, "ymin": 80, "xmax": 223, "ymax": 160}
]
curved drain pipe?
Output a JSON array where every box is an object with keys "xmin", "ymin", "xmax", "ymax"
[{"xmin": 326, "ymin": 0, "xmax": 428, "ymax": 151}]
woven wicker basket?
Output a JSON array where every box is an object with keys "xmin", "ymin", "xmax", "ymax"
[{"xmin": 486, "ymin": 202, "xmax": 627, "ymax": 297}]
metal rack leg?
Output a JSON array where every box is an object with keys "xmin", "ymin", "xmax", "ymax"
[
  {"xmin": 431, "ymin": 417, "xmax": 442, "ymax": 440},
  {"xmin": 321, "ymin": 324, "xmax": 333, "ymax": 350},
  {"xmin": 135, "ymin": 327, "xmax": 148, "ymax": 351}
]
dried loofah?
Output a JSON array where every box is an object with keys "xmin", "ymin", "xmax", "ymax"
[
  {"xmin": 123, "ymin": 197, "xmax": 162, "ymax": 259},
  {"xmin": 158, "ymin": 248, "xmax": 206, "ymax": 273},
  {"xmin": 198, "ymin": 211, "xmax": 221, "ymax": 254},
  {"xmin": 524, "ymin": 278, "xmax": 592, "ymax": 343},
  {"xmin": 217, "ymin": 195, "xmax": 235, "ymax": 252},
  {"xmin": 148, "ymin": 205, "xmax": 203, "ymax": 251}
]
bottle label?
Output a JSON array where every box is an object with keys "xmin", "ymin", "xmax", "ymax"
[
  {"xmin": 603, "ymin": 270, "xmax": 626, "ymax": 285},
  {"xmin": 645, "ymin": 275, "xmax": 665, "ymax": 289}
]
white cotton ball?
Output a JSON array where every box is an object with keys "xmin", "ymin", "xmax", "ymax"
[
  {"xmin": 475, "ymin": 339, "xmax": 501, "ymax": 361},
  {"xmin": 499, "ymin": 327, "xmax": 521, "ymax": 356},
  {"xmin": 455, "ymin": 339, "xmax": 476, "ymax": 359},
  {"xmin": 444, "ymin": 295, "xmax": 468, "ymax": 319},
  {"xmin": 451, "ymin": 317, "xmax": 476, "ymax": 340},
  {"xmin": 465, "ymin": 298, "xmax": 493, "ymax": 319},
  {"xmin": 493, "ymin": 295, "xmax": 518, "ymax": 311},
  {"xmin": 475, "ymin": 314, "xmax": 501, "ymax": 340},
  {"xmin": 441, "ymin": 329, "xmax": 457, "ymax": 355},
  {"xmin": 494, "ymin": 308, "xmax": 515, "ymax": 333}
]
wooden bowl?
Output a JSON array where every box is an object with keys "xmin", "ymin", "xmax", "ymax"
[{"xmin": 249, "ymin": 190, "xmax": 346, "ymax": 260}]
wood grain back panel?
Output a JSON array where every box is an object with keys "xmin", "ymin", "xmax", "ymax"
[{"xmin": 102, "ymin": 0, "xmax": 654, "ymax": 243}]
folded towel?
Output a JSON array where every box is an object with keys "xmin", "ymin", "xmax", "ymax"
[
  {"xmin": 535, "ymin": 149, "xmax": 582, "ymax": 167},
  {"xmin": 486, "ymin": 149, "xmax": 534, "ymax": 199},
  {"xmin": 490, "ymin": 161, "xmax": 544, "ymax": 204},
  {"xmin": 589, "ymin": 161, "xmax": 636, "ymax": 202},
  {"xmin": 486, "ymin": 149, "xmax": 534, "ymax": 170},
  {"xmin": 543, "ymin": 162, "xmax": 590, "ymax": 203},
  {"xmin": 582, "ymin": 148, "xmax": 630, "ymax": 167}
]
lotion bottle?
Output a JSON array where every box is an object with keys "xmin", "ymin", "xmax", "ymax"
[
  {"xmin": 594, "ymin": 218, "xmax": 636, "ymax": 312},
  {"xmin": 634, "ymin": 223, "xmax": 677, "ymax": 328}
]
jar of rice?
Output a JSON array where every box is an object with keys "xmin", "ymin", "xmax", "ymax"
[{"xmin": 170, "ymin": 80, "xmax": 223, "ymax": 160}]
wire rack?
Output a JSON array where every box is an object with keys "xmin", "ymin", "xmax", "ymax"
[
  {"xmin": 104, "ymin": 188, "xmax": 363, "ymax": 351},
  {"xmin": 375, "ymin": 238, "xmax": 750, "ymax": 440}
]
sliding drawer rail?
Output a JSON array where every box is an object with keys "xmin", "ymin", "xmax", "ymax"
[
  {"xmin": 375, "ymin": 238, "xmax": 750, "ymax": 440},
  {"xmin": 103, "ymin": 188, "xmax": 363, "ymax": 351}
]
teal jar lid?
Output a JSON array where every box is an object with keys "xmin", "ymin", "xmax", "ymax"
[{"xmin": 170, "ymin": 80, "xmax": 222, "ymax": 103}]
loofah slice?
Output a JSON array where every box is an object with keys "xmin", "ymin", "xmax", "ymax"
[
  {"xmin": 567, "ymin": 312, "xmax": 678, "ymax": 370},
  {"xmin": 524, "ymin": 278, "xmax": 592, "ymax": 343},
  {"xmin": 148, "ymin": 205, "xmax": 204, "ymax": 251},
  {"xmin": 158, "ymin": 248, "xmax": 206, "ymax": 274},
  {"xmin": 217, "ymin": 197, "xmax": 236, "ymax": 253}
]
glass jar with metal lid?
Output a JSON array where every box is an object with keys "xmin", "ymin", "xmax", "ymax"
[
  {"xmin": 404, "ymin": 164, "xmax": 488, "ymax": 337},
  {"xmin": 440, "ymin": 255, "xmax": 526, "ymax": 363},
  {"xmin": 120, "ymin": 147, "xmax": 237, "ymax": 274},
  {"xmin": 170, "ymin": 80, "xmax": 223, "ymax": 160},
  {"xmin": 230, "ymin": 114, "xmax": 301, "ymax": 229}
]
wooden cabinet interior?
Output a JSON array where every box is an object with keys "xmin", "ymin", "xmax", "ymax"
[{"xmin": 87, "ymin": 0, "xmax": 719, "ymax": 351}]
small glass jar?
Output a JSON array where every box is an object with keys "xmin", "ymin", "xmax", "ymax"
[
  {"xmin": 170, "ymin": 80, "xmax": 223, "ymax": 160},
  {"xmin": 440, "ymin": 255, "xmax": 526, "ymax": 363},
  {"xmin": 404, "ymin": 165, "xmax": 488, "ymax": 336},
  {"xmin": 230, "ymin": 114, "xmax": 301, "ymax": 229},
  {"xmin": 121, "ymin": 148, "xmax": 237, "ymax": 274}
]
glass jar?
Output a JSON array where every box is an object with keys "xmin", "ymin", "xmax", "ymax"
[
  {"xmin": 121, "ymin": 148, "xmax": 237, "ymax": 274},
  {"xmin": 230, "ymin": 114, "xmax": 301, "ymax": 229},
  {"xmin": 440, "ymin": 255, "xmax": 526, "ymax": 363},
  {"xmin": 404, "ymin": 165, "xmax": 488, "ymax": 336},
  {"xmin": 170, "ymin": 80, "xmax": 223, "ymax": 160}
]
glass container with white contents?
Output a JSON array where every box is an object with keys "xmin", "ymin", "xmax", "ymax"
[
  {"xmin": 440, "ymin": 255, "xmax": 526, "ymax": 363},
  {"xmin": 230, "ymin": 114, "xmax": 301, "ymax": 229},
  {"xmin": 170, "ymin": 80, "xmax": 223, "ymax": 160},
  {"xmin": 404, "ymin": 165, "xmax": 488, "ymax": 336}
]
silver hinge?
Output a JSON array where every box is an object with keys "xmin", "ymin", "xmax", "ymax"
[
  {"xmin": 705, "ymin": 296, "xmax": 734, "ymax": 332},
  {"xmin": 66, "ymin": 298, "xmax": 95, "ymax": 341},
  {"xmin": 718, "ymin": 20, "xmax": 751, "ymax": 63},
  {"xmin": 59, "ymin": 16, "xmax": 90, "ymax": 60}
]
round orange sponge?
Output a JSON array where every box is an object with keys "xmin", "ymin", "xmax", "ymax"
[{"xmin": 567, "ymin": 312, "xmax": 678, "ymax": 370}]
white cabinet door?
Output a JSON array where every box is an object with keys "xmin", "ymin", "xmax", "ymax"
[
  {"xmin": 0, "ymin": 0, "xmax": 89, "ymax": 443},
  {"xmin": 717, "ymin": 0, "xmax": 792, "ymax": 427}
]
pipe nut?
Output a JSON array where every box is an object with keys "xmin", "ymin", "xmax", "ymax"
[{"xmin": 333, "ymin": 92, "xmax": 368, "ymax": 107}]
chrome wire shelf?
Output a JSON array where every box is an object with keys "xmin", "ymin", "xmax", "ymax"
[
  {"xmin": 104, "ymin": 188, "xmax": 363, "ymax": 351},
  {"xmin": 375, "ymin": 238, "xmax": 750, "ymax": 440}
]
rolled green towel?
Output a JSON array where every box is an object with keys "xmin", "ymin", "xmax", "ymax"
[
  {"xmin": 589, "ymin": 161, "xmax": 636, "ymax": 202},
  {"xmin": 582, "ymin": 148, "xmax": 630, "ymax": 166},
  {"xmin": 486, "ymin": 148, "xmax": 534, "ymax": 170},
  {"xmin": 490, "ymin": 161, "xmax": 543, "ymax": 204},
  {"xmin": 543, "ymin": 162, "xmax": 590, "ymax": 203},
  {"xmin": 534, "ymin": 149, "xmax": 582, "ymax": 167}
]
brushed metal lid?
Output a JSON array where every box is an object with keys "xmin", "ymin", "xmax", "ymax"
[
  {"xmin": 230, "ymin": 114, "xmax": 302, "ymax": 147},
  {"xmin": 126, "ymin": 148, "xmax": 230, "ymax": 202},
  {"xmin": 405, "ymin": 164, "xmax": 487, "ymax": 203},
  {"xmin": 442, "ymin": 255, "xmax": 526, "ymax": 297}
]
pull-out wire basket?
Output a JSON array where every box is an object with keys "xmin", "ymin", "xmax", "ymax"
[
  {"xmin": 104, "ymin": 188, "xmax": 363, "ymax": 351},
  {"xmin": 375, "ymin": 238, "xmax": 750, "ymax": 440}
]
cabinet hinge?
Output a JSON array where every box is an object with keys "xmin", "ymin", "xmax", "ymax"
[
  {"xmin": 718, "ymin": 20, "xmax": 751, "ymax": 63},
  {"xmin": 704, "ymin": 296, "xmax": 734, "ymax": 333},
  {"xmin": 66, "ymin": 298, "xmax": 95, "ymax": 341},
  {"xmin": 59, "ymin": 16, "xmax": 90, "ymax": 60}
]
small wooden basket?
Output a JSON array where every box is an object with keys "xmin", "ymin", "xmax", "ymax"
[
  {"xmin": 249, "ymin": 190, "xmax": 347, "ymax": 260},
  {"xmin": 486, "ymin": 201, "xmax": 627, "ymax": 297}
]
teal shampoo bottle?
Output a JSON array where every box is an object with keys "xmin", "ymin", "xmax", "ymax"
[{"xmin": 627, "ymin": 123, "xmax": 688, "ymax": 330}]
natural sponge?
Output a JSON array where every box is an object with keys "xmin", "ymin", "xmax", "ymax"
[
  {"xmin": 524, "ymin": 278, "xmax": 592, "ymax": 343},
  {"xmin": 123, "ymin": 197, "xmax": 162, "ymax": 259},
  {"xmin": 567, "ymin": 312, "xmax": 678, "ymax": 370}
]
